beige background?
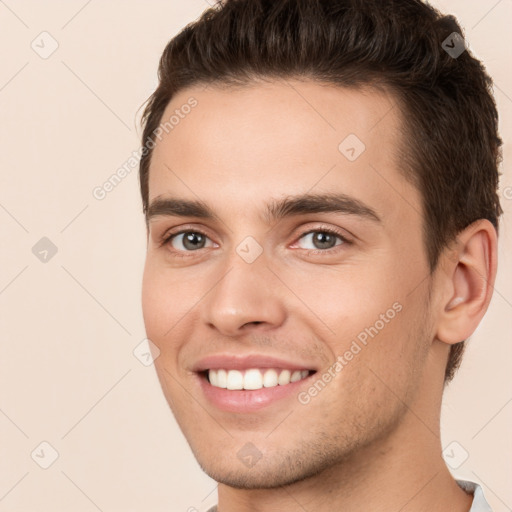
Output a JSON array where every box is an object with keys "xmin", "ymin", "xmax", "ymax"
[{"xmin": 0, "ymin": 1, "xmax": 510, "ymax": 511}]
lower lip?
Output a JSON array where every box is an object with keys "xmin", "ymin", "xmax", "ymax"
[{"xmin": 197, "ymin": 372, "xmax": 315, "ymax": 413}]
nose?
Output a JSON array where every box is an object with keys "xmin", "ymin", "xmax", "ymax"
[{"xmin": 200, "ymin": 254, "xmax": 287, "ymax": 337}]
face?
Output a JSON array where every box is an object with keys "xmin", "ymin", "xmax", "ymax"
[{"xmin": 142, "ymin": 79, "xmax": 437, "ymax": 488}]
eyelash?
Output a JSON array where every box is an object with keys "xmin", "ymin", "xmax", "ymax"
[{"xmin": 158, "ymin": 225, "xmax": 350, "ymax": 258}]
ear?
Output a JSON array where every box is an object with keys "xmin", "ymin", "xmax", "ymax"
[{"xmin": 435, "ymin": 219, "xmax": 498, "ymax": 345}]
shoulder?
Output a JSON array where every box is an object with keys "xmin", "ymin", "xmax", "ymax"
[{"xmin": 456, "ymin": 479, "xmax": 493, "ymax": 512}]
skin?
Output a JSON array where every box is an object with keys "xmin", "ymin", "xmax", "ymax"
[{"xmin": 141, "ymin": 79, "xmax": 497, "ymax": 512}]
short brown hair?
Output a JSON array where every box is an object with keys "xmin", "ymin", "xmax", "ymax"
[{"xmin": 138, "ymin": 0, "xmax": 503, "ymax": 383}]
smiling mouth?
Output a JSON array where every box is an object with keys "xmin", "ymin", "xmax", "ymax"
[{"xmin": 203, "ymin": 368, "xmax": 316, "ymax": 390}]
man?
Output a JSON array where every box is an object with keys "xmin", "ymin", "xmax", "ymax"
[{"xmin": 139, "ymin": 0, "xmax": 502, "ymax": 510}]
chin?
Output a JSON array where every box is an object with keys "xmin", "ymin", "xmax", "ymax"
[
  {"xmin": 194, "ymin": 449, "xmax": 334, "ymax": 490},
  {"xmin": 202, "ymin": 467, "xmax": 306, "ymax": 490}
]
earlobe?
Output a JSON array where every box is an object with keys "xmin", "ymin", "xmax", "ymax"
[{"xmin": 436, "ymin": 220, "xmax": 498, "ymax": 345}]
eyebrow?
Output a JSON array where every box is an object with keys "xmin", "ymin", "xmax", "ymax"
[{"xmin": 146, "ymin": 192, "xmax": 381, "ymax": 225}]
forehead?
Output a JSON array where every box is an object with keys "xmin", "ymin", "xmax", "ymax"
[{"xmin": 148, "ymin": 79, "xmax": 420, "ymax": 228}]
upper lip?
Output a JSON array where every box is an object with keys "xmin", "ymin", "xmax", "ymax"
[{"xmin": 192, "ymin": 354, "xmax": 318, "ymax": 372}]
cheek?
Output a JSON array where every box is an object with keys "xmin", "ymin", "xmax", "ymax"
[
  {"xmin": 140, "ymin": 259, "xmax": 185, "ymax": 353},
  {"xmin": 141, "ymin": 258, "xmax": 208, "ymax": 364},
  {"xmin": 141, "ymin": 263, "xmax": 165, "ymax": 339},
  {"xmin": 285, "ymin": 258, "xmax": 426, "ymax": 378},
  {"xmin": 141, "ymin": 259, "xmax": 190, "ymax": 330},
  {"xmin": 284, "ymin": 262, "xmax": 400, "ymax": 339},
  {"xmin": 348, "ymin": 286, "xmax": 432, "ymax": 401}
]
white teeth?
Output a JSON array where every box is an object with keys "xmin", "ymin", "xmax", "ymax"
[
  {"xmin": 263, "ymin": 369, "xmax": 278, "ymax": 387},
  {"xmin": 226, "ymin": 369, "xmax": 243, "ymax": 390},
  {"xmin": 217, "ymin": 369, "xmax": 227, "ymax": 388},
  {"xmin": 244, "ymin": 369, "xmax": 263, "ymax": 390},
  {"xmin": 290, "ymin": 370, "xmax": 302, "ymax": 382},
  {"xmin": 278, "ymin": 369, "xmax": 291, "ymax": 385},
  {"xmin": 209, "ymin": 369, "xmax": 219, "ymax": 387},
  {"xmin": 207, "ymin": 368, "xmax": 311, "ymax": 390}
]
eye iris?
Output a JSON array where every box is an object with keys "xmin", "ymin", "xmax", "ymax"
[
  {"xmin": 176, "ymin": 231, "xmax": 339, "ymax": 251},
  {"xmin": 183, "ymin": 232, "xmax": 205, "ymax": 250},
  {"xmin": 313, "ymin": 232, "xmax": 337, "ymax": 249}
]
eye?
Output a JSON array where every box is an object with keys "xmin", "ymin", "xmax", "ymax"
[
  {"xmin": 295, "ymin": 228, "xmax": 347, "ymax": 251},
  {"xmin": 159, "ymin": 226, "xmax": 349, "ymax": 257},
  {"xmin": 164, "ymin": 231, "xmax": 215, "ymax": 252}
]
